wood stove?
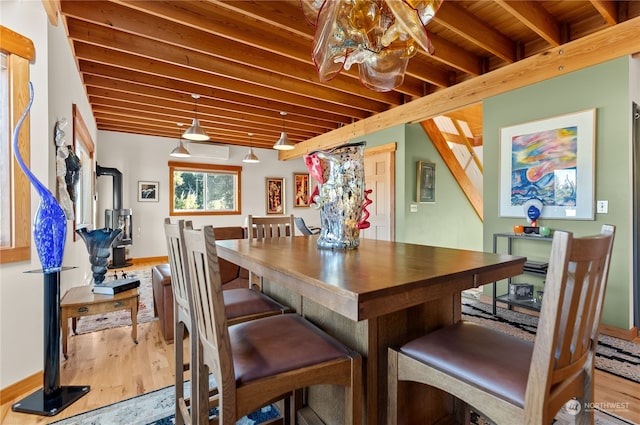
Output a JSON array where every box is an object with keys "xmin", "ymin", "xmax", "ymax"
[{"xmin": 97, "ymin": 164, "xmax": 133, "ymax": 268}]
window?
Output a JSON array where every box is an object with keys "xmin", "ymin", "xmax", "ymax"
[
  {"xmin": 169, "ymin": 161, "xmax": 241, "ymax": 216},
  {"xmin": 1, "ymin": 52, "xmax": 9, "ymax": 247},
  {"xmin": 0, "ymin": 26, "xmax": 34, "ymax": 264}
]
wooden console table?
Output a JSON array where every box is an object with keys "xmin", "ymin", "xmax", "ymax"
[{"xmin": 60, "ymin": 285, "xmax": 139, "ymax": 358}]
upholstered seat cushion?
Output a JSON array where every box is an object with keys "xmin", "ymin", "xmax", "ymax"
[
  {"xmin": 400, "ymin": 321, "xmax": 533, "ymax": 408},
  {"xmin": 152, "ymin": 226, "xmax": 251, "ymax": 342},
  {"xmin": 223, "ymin": 288, "xmax": 288, "ymax": 321},
  {"xmin": 152, "ymin": 264, "xmax": 174, "ymax": 342},
  {"xmin": 230, "ymin": 314, "xmax": 352, "ymax": 385}
]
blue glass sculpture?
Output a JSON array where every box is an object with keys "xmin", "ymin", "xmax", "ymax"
[
  {"xmin": 13, "ymin": 82, "xmax": 67, "ymax": 272},
  {"xmin": 76, "ymin": 227, "xmax": 122, "ymax": 284}
]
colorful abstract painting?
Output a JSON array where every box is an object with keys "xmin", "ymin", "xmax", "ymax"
[
  {"xmin": 510, "ymin": 127, "xmax": 577, "ymax": 207},
  {"xmin": 499, "ymin": 109, "xmax": 596, "ymax": 219}
]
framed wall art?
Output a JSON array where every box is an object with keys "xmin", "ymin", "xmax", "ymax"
[
  {"xmin": 138, "ymin": 181, "xmax": 159, "ymax": 202},
  {"xmin": 499, "ymin": 109, "xmax": 596, "ymax": 220},
  {"xmin": 417, "ymin": 161, "xmax": 435, "ymax": 203},
  {"xmin": 266, "ymin": 177, "xmax": 285, "ymax": 214},
  {"xmin": 293, "ymin": 173, "xmax": 310, "ymax": 207}
]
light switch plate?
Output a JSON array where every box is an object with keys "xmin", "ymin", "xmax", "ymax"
[
  {"xmin": 596, "ymin": 200, "xmax": 608, "ymax": 214},
  {"xmin": 410, "ymin": 204, "xmax": 418, "ymax": 213}
]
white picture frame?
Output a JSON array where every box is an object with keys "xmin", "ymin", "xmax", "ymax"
[
  {"xmin": 499, "ymin": 109, "xmax": 596, "ymax": 220},
  {"xmin": 138, "ymin": 181, "xmax": 159, "ymax": 202}
]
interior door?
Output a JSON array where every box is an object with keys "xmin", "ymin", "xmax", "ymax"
[{"xmin": 362, "ymin": 143, "xmax": 396, "ymax": 241}]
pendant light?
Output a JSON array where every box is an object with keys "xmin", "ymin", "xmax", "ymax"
[
  {"xmin": 273, "ymin": 111, "xmax": 295, "ymax": 150},
  {"xmin": 183, "ymin": 94, "xmax": 209, "ymax": 141},
  {"xmin": 170, "ymin": 123, "xmax": 191, "ymax": 158},
  {"xmin": 242, "ymin": 133, "xmax": 260, "ymax": 163}
]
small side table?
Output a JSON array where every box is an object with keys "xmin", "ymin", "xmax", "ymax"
[{"xmin": 60, "ymin": 285, "xmax": 139, "ymax": 359}]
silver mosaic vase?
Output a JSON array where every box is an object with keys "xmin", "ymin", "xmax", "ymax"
[{"xmin": 305, "ymin": 141, "xmax": 369, "ymax": 250}]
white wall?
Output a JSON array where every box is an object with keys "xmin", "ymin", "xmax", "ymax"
[
  {"xmin": 48, "ymin": 2, "xmax": 100, "ymax": 290},
  {"xmin": 96, "ymin": 131, "xmax": 321, "ymax": 259},
  {"xmin": 0, "ymin": 1, "xmax": 98, "ymax": 389}
]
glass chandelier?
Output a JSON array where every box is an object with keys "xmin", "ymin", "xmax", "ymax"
[{"xmin": 302, "ymin": 0, "xmax": 442, "ymax": 92}]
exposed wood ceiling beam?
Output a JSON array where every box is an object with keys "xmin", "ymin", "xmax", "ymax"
[
  {"xmin": 590, "ymin": 0, "xmax": 619, "ymax": 25},
  {"xmin": 62, "ymin": 2, "xmax": 411, "ymax": 103},
  {"xmin": 80, "ymin": 70, "xmax": 355, "ymax": 124},
  {"xmin": 281, "ymin": 15, "xmax": 640, "ymax": 160},
  {"xmin": 496, "ymin": 0, "xmax": 562, "ymax": 47},
  {"xmin": 55, "ymin": 0, "xmax": 640, "ymax": 151},
  {"xmin": 434, "ymin": 1, "xmax": 516, "ymax": 63}
]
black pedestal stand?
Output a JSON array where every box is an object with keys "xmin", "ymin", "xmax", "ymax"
[{"xmin": 11, "ymin": 270, "xmax": 90, "ymax": 416}]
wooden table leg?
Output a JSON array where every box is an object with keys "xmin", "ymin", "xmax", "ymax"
[
  {"xmin": 131, "ymin": 294, "xmax": 139, "ymax": 344},
  {"xmin": 61, "ymin": 309, "xmax": 69, "ymax": 359}
]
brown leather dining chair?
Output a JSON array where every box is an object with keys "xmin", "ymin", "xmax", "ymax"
[
  {"xmin": 182, "ymin": 224, "xmax": 363, "ymax": 425},
  {"xmin": 246, "ymin": 214, "xmax": 295, "ymax": 290},
  {"xmin": 247, "ymin": 214, "xmax": 295, "ymax": 240},
  {"xmin": 163, "ymin": 219, "xmax": 290, "ymax": 425},
  {"xmin": 387, "ymin": 225, "xmax": 615, "ymax": 425}
]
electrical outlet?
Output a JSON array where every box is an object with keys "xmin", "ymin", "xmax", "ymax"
[
  {"xmin": 596, "ymin": 200, "xmax": 608, "ymax": 214},
  {"xmin": 410, "ymin": 204, "xmax": 418, "ymax": 213}
]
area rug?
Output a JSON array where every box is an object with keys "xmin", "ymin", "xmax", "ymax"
[
  {"xmin": 48, "ymin": 375, "xmax": 279, "ymax": 425},
  {"xmin": 461, "ymin": 298, "xmax": 640, "ymax": 384},
  {"xmin": 73, "ymin": 268, "xmax": 156, "ymax": 335}
]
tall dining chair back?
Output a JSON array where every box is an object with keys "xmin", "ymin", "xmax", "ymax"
[
  {"xmin": 163, "ymin": 218, "xmax": 198, "ymax": 425},
  {"xmin": 247, "ymin": 214, "xmax": 295, "ymax": 240},
  {"xmin": 246, "ymin": 214, "xmax": 295, "ymax": 290},
  {"xmin": 183, "ymin": 225, "xmax": 363, "ymax": 425},
  {"xmin": 164, "ymin": 219, "xmax": 291, "ymax": 424},
  {"xmin": 387, "ymin": 225, "xmax": 615, "ymax": 425},
  {"xmin": 294, "ymin": 216, "xmax": 320, "ymax": 235}
]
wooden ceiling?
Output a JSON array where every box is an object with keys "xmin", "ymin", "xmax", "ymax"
[{"xmin": 51, "ymin": 1, "xmax": 640, "ymax": 151}]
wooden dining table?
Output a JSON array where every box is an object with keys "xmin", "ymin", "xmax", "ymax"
[{"xmin": 216, "ymin": 235, "xmax": 525, "ymax": 425}]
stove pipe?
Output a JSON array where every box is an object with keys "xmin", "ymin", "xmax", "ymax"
[{"xmin": 96, "ymin": 164, "xmax": 122, "ymax": 210}]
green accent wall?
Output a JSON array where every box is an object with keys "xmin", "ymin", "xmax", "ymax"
[
  {"xmin": 351, "ymin": 57, "xmax": 632, "ymax": 329},
  {"xmin": 483, "ymin": 57, "xmax": 632, "ymax": 329},
  {"xmin": 352, "ymin": 123, "xmax": 483, "ymax": 251}
]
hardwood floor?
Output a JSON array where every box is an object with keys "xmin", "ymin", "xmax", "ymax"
[
  {"xmin": 0, "ymin": 320, "xmax": 178, "ymax": 425},
  {"xmin": 1, "ymin": 262, "xmax": 639, "ymax": 424},
  {"xmin": 1, "ymin": 318, "xmax": 639, "ymax": 425}
]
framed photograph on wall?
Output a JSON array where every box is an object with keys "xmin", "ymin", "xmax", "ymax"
[
  {"xmin": 266, "ymin": 177, "xmax": 285, "ymax": 214},
  {"xmin": 138, "ymin": 181, "xmax": 159, "ymax": 202},
  {"xmin": 293, "ymin": 173, "xmax": 310, "ymax": 207},
  {"xmin": 417, "ymin": 161, "xmax": 435, "ymax": 203},
  {"xmin": 499, "ymin": 109, "xmax": 596, "ymax": 219}
]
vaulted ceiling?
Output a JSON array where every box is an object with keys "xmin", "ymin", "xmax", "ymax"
[{"xmin": 49, "ymin": 1, "xmax": 640, "ymax": 152}]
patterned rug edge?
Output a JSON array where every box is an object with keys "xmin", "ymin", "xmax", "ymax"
[
  {"xmin": 72, "ymin": 268, "xmax": 156, "ymax": 335},
  {"xmin": 47, "ymin": 376, "xmax": 279, "ymax": 425},
  {"xmin": 461, "ymin": 298, "xmax": 640, "ymax": 385}
]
